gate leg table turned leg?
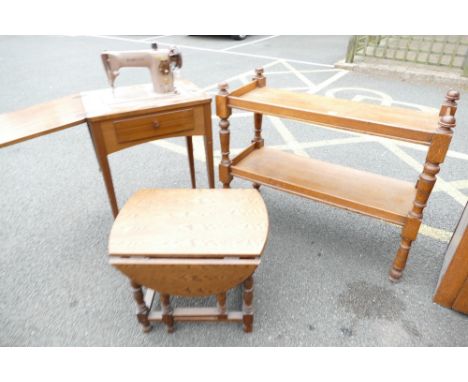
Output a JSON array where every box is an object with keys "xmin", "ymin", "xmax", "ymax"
[
  {"xmin": 242, "ymin": 276, "xmax": 254, "ymax": 333},
  {"xmin": 160, "ymin": 294, "xmax": 175, "ymax": 333},
  {"xmin": 131, "ymin": 281, "xmax": 152, "ymax": 333},
  {"xmin": 185, "ymin": 136, "xmax": 196, "ymax": 189}
]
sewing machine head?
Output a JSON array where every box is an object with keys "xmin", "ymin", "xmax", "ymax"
[{"xmin": 101, "ymin": 43, "xmax": 183, "ymax": 94}]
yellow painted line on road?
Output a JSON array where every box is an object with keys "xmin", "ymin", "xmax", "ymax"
[
  {"xmin": 269, "ymin": 116, "xmax": 310, "ymax": 157},
  {"xmin": 419, "ymin": 224, "xmax": 452, "ymax": 243},
  {"xmin": 449, "ymin": 179, "xmax": 468, "ymax": 190},
  {"xmin": 380, "ymin": 141, "xmax": 468, "ymax": 206}
]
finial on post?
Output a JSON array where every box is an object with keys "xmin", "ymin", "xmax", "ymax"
[
  {"xmin": 440, "ymin": 89, "xmax": 460, "ymax": 116},
  {"xmin": 253, "ymin": 67, "xmax": 266, "ymax": 87},
  {"xmin": 254, "ymin": 67, "xmax": 264, "ymax": 78},
  {"xmin": 218, "ymin": 82, "xmax": 229, "ymax": 96},
  {"xmin": 446, "ymin": 89, "xmax": 460, "ymax": 102}
]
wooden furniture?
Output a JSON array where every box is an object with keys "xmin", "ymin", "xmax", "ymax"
[
  {"xmin": 108, "ymin": 189, "xmax": 269, "ymax": 333},
  {"xmin": 216, "ymin": 67, "xmax": 460, "ymax": 282},
  {"xmin": 433, "ymin": 202, "xmax": 468, "ymax": 314},
  {"xmin": 0, "ymin": 80, "xmax": 215, "ymax": 217}
]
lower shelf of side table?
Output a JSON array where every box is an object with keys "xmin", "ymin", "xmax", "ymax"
[{"xmin": 231, "ymin": 146, "xmax": 416, "ymax": 225}]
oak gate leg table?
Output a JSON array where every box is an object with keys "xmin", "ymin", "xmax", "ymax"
[
  {"xmin": 108, "ymin": 189, "xmax": 269, "ymax": 333},
  {"xmin": 216, "ymin": 67, "xmax": 459, "ymax": 281}
]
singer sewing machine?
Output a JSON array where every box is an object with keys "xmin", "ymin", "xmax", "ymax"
[{"xmin": 101, "ymin": 43, "xmax": 183, "ymax": 94}]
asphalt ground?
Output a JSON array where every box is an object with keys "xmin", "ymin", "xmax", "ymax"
[{"xmin": 0, "ymin": 35, "xmax": 467, "ymax": 346}]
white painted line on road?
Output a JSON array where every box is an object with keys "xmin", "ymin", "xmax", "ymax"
[
  {"xmin": 267, "ymin": 69, "xmax": 342, "ymax": 75},
  {"xmin": 307, "ymin": 70, "xmax": 348, "ymax": 94},
  {"xmin": 280, "ymin": 60, "xmax": 316, "ymax": 91},
  {"xmin": 201, "ymin": 60, "xmax": 281, "ymax": 91},
  {"xmin": 221, "ymin": 35, "xmax": 280, "ymax": 51},
  {"xmin": 139, "ymin": 35, "xmax": 174, "ymax": 41}
]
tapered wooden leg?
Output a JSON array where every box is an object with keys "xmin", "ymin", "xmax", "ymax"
[
  {"xmin": 242, "ymin": 276, "xmax": 254, "ymax": 333},
  {"xmin": 203, "ymin": 104, "xmax": 215, "ymax": 189},
  {"xmin": 185, "ymin": 136, "xmax": 196, "ymax": 189},
  {"xmin": 217, "ymin": 292, "xmax": 228, "ymax": 319},
  {"xmin": 204, "ymin": 136, "xmax": 215, "ymax": 189},
  {"xmin": 88, "ymin": 123, "xmax": 119, "ymax": 218},
  {"xmin": 131, "ymin": 281, "xmax": 152, "ymax": 333},
  {"xmin": 160, "ymin": 294, "xmax": 175, "ymax": 333}
]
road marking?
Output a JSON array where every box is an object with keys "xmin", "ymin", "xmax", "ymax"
[
  {"xmin": 308, "ymin": 71, "xmax": 348, "ymax": 94},
  {"xmin": 266, "ymin": 69, "xmax": 342, "ymax": 75},
  {"xmin": 392, "ymin": 140, "xmax": 468, "ymax": 161},
  {"xmin": 419, "ymin": 224, "xmax": 452, "ymax": 243},
  {"xmin": 268, "ymin": 116, "xmax": 309, "ymax": 157},
  {"xmin": 380, "ymin": 141, "xmax": 468, "ymax": 206},
  {"xmin": 138, "ymin": 35, "xmax": 165, "ymax": 41},
  {"xmin": 222, "ymin": 35, "xmax": 279, "ymax": 51},
  {"xmin": 139, "ymin": 35, "xmax": 174, "ymax": 41},
  {"xmin": 449, "ymin": 179, "xmax": 468, "ymax": 190},
  {"xmin": 202, "ymin": 60, "xmax": 281, "ymax": 92},
  {"xmin": 280, "ymin": 60, "xmax": 316, "ymax": 91}
]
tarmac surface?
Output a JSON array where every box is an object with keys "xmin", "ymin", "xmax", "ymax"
[{"xmin": 0, "ymin": 35, "xmax": 467, "ymax": 346}]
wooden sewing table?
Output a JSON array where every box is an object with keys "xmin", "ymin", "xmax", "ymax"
[{"xmin": 0, "ymin": 79, "xmax": 214, "ymax": 217}]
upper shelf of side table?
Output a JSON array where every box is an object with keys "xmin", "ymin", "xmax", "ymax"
[{"xmin": 227, "ymin": 84, "xmax": 439, "ymax": 145}]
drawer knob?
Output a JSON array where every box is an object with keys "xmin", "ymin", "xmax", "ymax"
[{"xmin": 152, "ymin": 121, "xmax": 160, "ymax": 129}]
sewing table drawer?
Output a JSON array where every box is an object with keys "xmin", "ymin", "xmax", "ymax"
[{"xmin": 113, "ymin": 108, "xmax": 195, "ymax": 144}]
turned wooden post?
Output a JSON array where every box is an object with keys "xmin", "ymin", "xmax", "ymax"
[
  {"xmin": 242, "ymin": 276, "xmax": 254, "ymax": 333},
  {"xmin": 390, "ymin": 90, "xmax": 459, "ymax": 282},
  {"xmin": 217, "ymin": 292, "xmax": 228, "ymax": 319},
  {"xmin": 130, "ymin": 281, "xmax": 152, "ymax": 333},
  {"xmin": 251, "ymin": 68, "xmax": 266, "ymax": 190},
  {"xmin": 216, "ymin": 82, "xmax": 233, "ymax": 189},
  {"xmin": 160, "ymin": 294, "xmax": 175, "ymax": 333},
  {"xmin": 251, "ymin": 67, "xmax": 266, "ymax": 148}
]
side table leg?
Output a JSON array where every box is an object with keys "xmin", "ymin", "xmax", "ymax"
[
  {"xmin": 88, "ymin": 122, "xmax": 119, "ymax": 218},
  {"xmin": 185, "ymin": 136, "xmax": 196, "ymax": 189},
  {"xmin": 160, "ymin": 294, "xmax": 175, "ymax": 333},
  {"xmin": 130, "ymin": 281, "xmax": 152, "ymax": 333},
  {"xmin": 242, "ymin": 276, "xmax": 254, "ymax": 333}
]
